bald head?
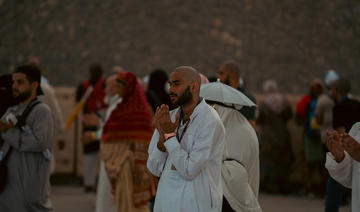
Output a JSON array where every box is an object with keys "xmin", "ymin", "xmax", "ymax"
[
  {"xmin": 173, "ymin": 66, "xmax": 201, "ymax": 85},
  {"xmin": 218, "ymin": 60, "xmax": 241, "ymax": 88}
]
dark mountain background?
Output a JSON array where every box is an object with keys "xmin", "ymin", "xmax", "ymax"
[{"xmin": 1, "ymin": 0, "xmax": 359, "ymax": 93}]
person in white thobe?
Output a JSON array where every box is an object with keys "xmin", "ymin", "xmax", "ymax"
[
  {"xmin": 325, "ymin": 122, "xmax": 360, "ymax": 211},
  {"xmin": 147, "ymin": 66, "xmax": 225, "ymax": 212},
  {"xmin": 212, "ymin": 104, "xmax": 261, "ymax": 212},
  {"xmin": 93, "ymin": 75, "xmax": 122, "ymax": 212},
  {"xmin": 38, "ymin": 76, "xmax": 66, "ymax": 173}
]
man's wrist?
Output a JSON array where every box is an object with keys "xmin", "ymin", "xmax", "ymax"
[
  {"xmin": 164, "ymin": 132, "xmax": 176, "ymax": 140},
  {"xmin": 335, "ymin": 152, "xmax": 345, "ymax": 163}
]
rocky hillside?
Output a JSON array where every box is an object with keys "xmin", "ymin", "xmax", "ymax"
[{"xmin": 1, "ymin": 0, "xmax": 359, "ymax": 94}]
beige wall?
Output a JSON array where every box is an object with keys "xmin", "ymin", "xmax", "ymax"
[{"xmin": 53, "ymin": 87, "xmax": 84, "ymax": 177}]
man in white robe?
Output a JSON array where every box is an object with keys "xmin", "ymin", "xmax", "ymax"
[
  {"xmin": 325, "ymin": 122, "xmax": 360, "ymax": 211},
  {"xmin": 147, "ymin": 66, "xmax": 225, "ymax": 212},
  {"xmin": 210, "ymin": 103, "xmax": 261, "ymax": 212}
]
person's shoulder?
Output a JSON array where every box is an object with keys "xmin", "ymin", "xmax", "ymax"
[
  {"xmin": 238, "ymin": 87, "xmax": 256, "ymax": 103},
  {"xmin": 199, "ymin": 101, "xmax": 222, "ymax": 123},
  {"xmin": 32, "ymin": 101, "xmax": 52, "ymax": 114},
  {"xmin": 317, "ymin": 94, "xmax": 333, "ymax": 106}
]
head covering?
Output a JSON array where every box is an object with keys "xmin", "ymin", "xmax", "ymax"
[
  {"xmin": 262, "ymin": 80, "xmax": 285, "ymax": 114},
  {"xmin": 214, "ymin": 104, "xmax": 261, "ymax": 210},
  {"xmin": 146, "ymin": 69, "xmax": 172, "ymax": 111},
  {"xmin": 14, "ymin": 65, "xmax": 44, "ymax": 95},
  {"xmin": 324, "ymin": 70, "xmax": 339, "ymax": 87},
  {"xmin": 101, "ymin": 71, "xmax": 153, "ymax": 207}
]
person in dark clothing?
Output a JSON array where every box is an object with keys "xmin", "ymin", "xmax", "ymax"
[
  {"xmin": 146, "ymin": 69, "xmax": 172, "ymax": 113},
  {"xmin": 0, "ymin": 74, "xmax": 17, "ymax": 117},
  {"xmin": 76, "ymin": 63, "xmax": 107, "ymax": 192},
  {"xmin": 325, "ymin": 78, "xmax": 360, "ymax": 212},
  {"xmin": 332, "ymin": 78, "xmax": 360, "ymax": 133},
  {"xmin": 216, "ymin": 60, "xmax": 257, "ymax": 127}
]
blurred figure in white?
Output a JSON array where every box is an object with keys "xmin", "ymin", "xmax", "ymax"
[
  {"xmin": 94, "ymin": 74, "xmax": 121, "ymax": 212},
  {"xmin": 28, "ymin": 56, "xmax": 66, "ymax": 173}
]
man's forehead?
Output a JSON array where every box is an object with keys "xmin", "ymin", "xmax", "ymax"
[
  {"xmin": 12, "ymin": 72, "xmax": 27, "ymax": 80},
  {"xmin": 169, "ymin": 71, "xmax": 186, "ymax": 82}
]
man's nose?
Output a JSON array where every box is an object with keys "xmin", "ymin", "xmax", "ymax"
[{"xmin": 168, "ymin": 85, "xmax": 173, "ymax": 93}]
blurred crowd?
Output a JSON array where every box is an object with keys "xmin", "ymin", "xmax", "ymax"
[{"xmin": 0, "ymin": 56, "xmax": 359, "ymax": 212}]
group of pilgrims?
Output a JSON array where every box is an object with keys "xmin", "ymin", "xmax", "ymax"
[{"xmin": 0, "ymin": 58, "xmax": 359, "ymax": 212}]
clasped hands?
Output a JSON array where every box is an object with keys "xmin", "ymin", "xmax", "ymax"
[
  {"xmin": 326, "ymin": 130, "xmax": 360, "ymax": 163},
  {"xmin": 154, "ymin": 104, "xmax": 179, "ymax": 152},
  {"xmin": 0, "ymin": 119, "xmax": 15, "ymax": 132}
]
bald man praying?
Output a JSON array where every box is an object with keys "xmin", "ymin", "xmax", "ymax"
[{"xmin": 147, "ymin": 66, "xmax": 225, "ymax": 212}]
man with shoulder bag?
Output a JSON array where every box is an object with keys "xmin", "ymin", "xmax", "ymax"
[{"xmin": 0, "ymin": 65, "xmax": 54, "ymax": 212}]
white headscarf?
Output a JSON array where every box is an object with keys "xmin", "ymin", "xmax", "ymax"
[{"xmin": 263, "ymin": 80, "xmax": 285, "ymax": 114}]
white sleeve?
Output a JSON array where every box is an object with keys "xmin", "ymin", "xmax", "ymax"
[
  {"xmin": 164, "ymin": 119, "xmax": 224, "ymax": 180},
  {"xmin": 325, "ymin": 151, "xmax": 353, "ymax": 188},
  {"xmin": 147, "ymin": 129, "xmax": 168, "ymax": 177}
]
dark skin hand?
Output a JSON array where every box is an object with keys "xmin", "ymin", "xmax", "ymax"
[
  {"xmin": 341, "ymin": 133, "xmax": 360, "ymax": 162},
  {"xmin": 326, "ymin": 130, "xmax": 345, "ymax": 163},
  {"xmin": 0, "ymin": 120, "xmax": 14, "ymax": 132},
  {"xmin": 154, "ymin": 104, "xmax": 179, "ymax": 152}
]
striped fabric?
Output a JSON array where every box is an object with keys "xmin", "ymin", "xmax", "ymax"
[{"xmin": 101, "ymin": 72, "xmax": 154, "ymax": 208}]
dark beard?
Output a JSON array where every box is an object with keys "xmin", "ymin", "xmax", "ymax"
[
  {"xmin": 13, "ymin": 89, "xmax": 32, "ymax": 104},
  {"xmin": 172, "ymin": 86, "xmax": 192, "ymax": 107}
]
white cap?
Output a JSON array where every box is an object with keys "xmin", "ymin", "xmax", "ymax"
[{"xmin": 324, "ymin": 70, "xmax": 339, "ymax": 86}]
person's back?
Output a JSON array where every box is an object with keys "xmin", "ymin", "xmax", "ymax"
[
  {"xmin": 333, "ymin": 97, "xmax": 360, "ymax": 132},
  {"xmin": 216, "ymin": 105, "xmax": 261, "ymax": 211},
  {"xmin": 315, "ymin": 93, "xmax": 335, "ymax": 143}
]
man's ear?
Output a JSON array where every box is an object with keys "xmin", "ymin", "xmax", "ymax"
[
  {"xmin": 191, "ymin": 81, "xmax": 200, "ymax": 93},
  {"xmin": 32, "ymin": 81, "xmax": 39, "ymax": 92}
]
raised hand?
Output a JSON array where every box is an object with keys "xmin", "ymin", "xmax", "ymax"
[
  {"xmin": 326, "ymin": 130, "xmax": 345, "ymax": 163},
  {"xmin": 155, "ymin": 105, "xmax": 179, "ymax": 134},
  {"xmin": 342, "ymin": 133, "xmax": 360, "ymax": 162},
  {"xmin": 82, "ymin": 112, "xmax": 100, "ymax": 127}
]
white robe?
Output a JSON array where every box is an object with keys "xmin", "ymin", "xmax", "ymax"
[
  {"xmin": 147, "ymin": 99, "xmax": 225, "ymax": 212},
  {"xmin": 215, "ymin": 105, "xmax": 261, "ymax": 212},
  {"xmin": 325, "ymin": 122, "xmax": 360, "ymax": 211},
  {"xmin": 95, "ymin": 95, "xmax": 121, "ymax": 212}
]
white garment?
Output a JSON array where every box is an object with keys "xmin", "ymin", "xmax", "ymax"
[
  {"xmin": 95, "ymin": 95, "xmax": 121, "ymax": 212},
  {"xmin": 83, "ymin": 152, "xmax": 98, "ymax": 186},
  {"xmin": 38, "ymin": 77, "xmax": 66, "ymax": 173},
  {"xmin": 215, "ymin": 105, "xmax": 261, "ymax": 212},
  {"xmin": 147, "ymin": 98, "xmax": 225, "ymax": 212},
  {"xmin": 95, "ymin": 162, "xmax": 116, "ymax": 212},
  {"xmin": 325, "ymin": 122, "xmax": 360, "ymax": 211}
]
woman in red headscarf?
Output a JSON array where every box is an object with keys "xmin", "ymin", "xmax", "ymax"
[{"xmin": 101, "ymin": 72, "xmax": 154, "ymax": 212}]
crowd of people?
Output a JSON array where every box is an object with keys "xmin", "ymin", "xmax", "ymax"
[{"xmin": 0, "ymin": 57, "xmax": 359, "ymax": 212}]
